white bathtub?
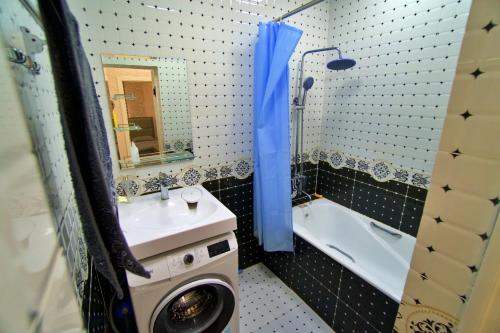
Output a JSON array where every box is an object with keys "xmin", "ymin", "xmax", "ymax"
[{"xmin": 293, "ymin": 198, "xmax": 416, "ymax": 302}]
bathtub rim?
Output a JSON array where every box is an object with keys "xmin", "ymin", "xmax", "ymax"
[{"xmin": 292, "ymin": 198, "xmax": 416, "ymax": 302}]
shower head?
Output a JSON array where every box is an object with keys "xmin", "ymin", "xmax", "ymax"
[
  {"xmin": 303, "ymin": 77, "xmax": 314, "ymax": 91},
  {"xmin": 300, "ymin": 77, "xmax": 315, "ymax": 106},
  {"xmin": 327, "ymin": 57, "xmax": 356, "ymax": 70}
]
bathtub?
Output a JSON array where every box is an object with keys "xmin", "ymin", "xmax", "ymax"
[{"xmin": 293, "ymin": 198, "xmax": 416, "ymax": 302}]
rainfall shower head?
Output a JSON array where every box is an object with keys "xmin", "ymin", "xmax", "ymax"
[
  {"xmin": 327, "ymin": 57, "xmax": 356, "ymax": 70},
  {"xmin": 303, "ymin": 77, "xmax": 314, "ymax": 91}
]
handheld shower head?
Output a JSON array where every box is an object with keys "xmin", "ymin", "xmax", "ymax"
[
  {"xmin": 303, "ymin": 77, "xmax": 314, "ymax": 91},
  {"xmin": 299, "ymin": 77, "xmax": 314, "ymax": 106},
  {"xmin": 327, "ymin": 57, "xmax": 356, "ymax": 70}
]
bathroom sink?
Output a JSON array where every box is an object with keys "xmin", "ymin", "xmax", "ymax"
[
  {"xmin": 118, "ymin": 185, "xmax": 236, "ymax": 260},
  {"xmin": 123, "ymin": 197, "xmax": 218, "ymax": 228}
]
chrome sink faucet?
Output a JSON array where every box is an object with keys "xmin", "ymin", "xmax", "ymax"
[{"xmin": 159, "ymin": 172, "xmax": 170, "ymax": 200}]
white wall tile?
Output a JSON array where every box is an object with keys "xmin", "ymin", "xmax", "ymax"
[
  {"xmin": 321, "ymin": 0, "xmax": 472, "ymax": 174},
  {"xmin": 69, "ymin": 0, "xmax": 331, "ymax": 177},
  {"xmin": 0, "ymin": 0, "xmax": 88, "ymax": 303}
]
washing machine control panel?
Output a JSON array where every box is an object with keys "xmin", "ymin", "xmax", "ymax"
[
  {"xmin": 167, "ymin": 233, "xmax": 237, "ymax": 277},
  {"xmin": 128, "ymin": 232, "xmax": 237, "ymax": 287},
  {"xmin": 207, "ymin": 240, "xmax": 230, "ymax": 258}
]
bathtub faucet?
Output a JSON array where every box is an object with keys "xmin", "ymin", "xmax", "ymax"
[{"xmin": 302, "ymin": 191, "xmax": 312, "ymax": 203}]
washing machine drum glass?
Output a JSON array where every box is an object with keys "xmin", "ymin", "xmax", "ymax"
[{"xmin": 152, "ymin": 280, "xmax": 235, "ymax": 333}]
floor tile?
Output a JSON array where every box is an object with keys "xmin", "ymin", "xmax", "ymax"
[{"xmin": 239, "ymin": 263, "xmax": 335, "ymax": 333}]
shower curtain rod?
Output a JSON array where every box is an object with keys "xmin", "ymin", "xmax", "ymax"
[{"xmin": 272, "ymin": 0, "xmax": 326, "ymax": 22}]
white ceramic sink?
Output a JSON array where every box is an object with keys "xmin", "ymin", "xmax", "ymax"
[
  {"xmin": 123, "ymin": 198, "xmax": 218, "ymax": 229},
  {"xmin": 118, "ymin": 185, "xmax": 236, "ymax": 260}
]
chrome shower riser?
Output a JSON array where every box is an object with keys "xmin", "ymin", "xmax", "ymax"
[{"xmin": 291, "ymin": 46, "xmax": 355, "ymax": 199}]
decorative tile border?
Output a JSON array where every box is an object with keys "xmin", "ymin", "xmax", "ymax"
[
  {"xmin": 165, "ymin": 139, "xmax": 193, "ymax": 152},
  {"xmin": 179, "ymin": 166, "xmax": 204, "ymax": 187},
  {"xmin": 116, "ymin": 148, "xmax": 430, "ymax": 197},
  {"xmin": 318, "ymin": 149, "xmax": 431, "ymax": 188},
  {"xmin": 116, "ymin": 157, "xmax": 253, "ymax": 196}
]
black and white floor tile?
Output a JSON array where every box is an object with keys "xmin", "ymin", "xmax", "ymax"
[{"xmin": 239, "ymin": 264, "xmax": 334, "ymax": 333}]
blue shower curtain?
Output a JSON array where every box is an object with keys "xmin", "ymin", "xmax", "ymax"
[{"xmin": 253, "ymin": 22, "xmax": 302, "ymax": 252}]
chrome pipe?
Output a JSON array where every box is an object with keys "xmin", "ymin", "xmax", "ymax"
[
  {"xmin": 297, "ymin": 47, "xmax": 341, "ymax": 110},
  {"xmin": 292, "ymin": 46, "xmax": 341, "ymax": 197}
]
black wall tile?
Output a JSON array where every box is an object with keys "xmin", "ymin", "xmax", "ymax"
[
  {"xmin": 338, "ymin": 269, "xmax": 398, "ymax": 333},
  {"xmin": 352, "ymin": 182, "xmax": 405, "ymax": 230},
  {"xmin": 219, "ymin": 183, "xmax": 253, "ymax": 216},
  {"xmin": 315, "ymin": 164, "xmax": 427, "ymax": 238},
  {"xmin": 334, "ymin": 301, "xmax": 379, "ymax": 333},
  {"xmin": 213, "ymin": 175, "xmax": 262, "ymax": 270},
  {"xmin": 213, "ymin": 167, "xmax": 424, "ymax": 333},
  {"xmin": 316, "ymin": 168, "xmax": 354, "ymax": 208},
  {"xmin": 220, "ymin": 175, "xmax": 253, "ymax": 189},
  {"xmin": 202, "ymin": 179, "xmax": 220, "ymax": 193},
  {"xmin": 82, "ymin": 266, "xmax": 110, "ymax": 333},
  {"xmin": 267, "ymin": 254, "xmax": 336, "ymax": 324},
  {"xmin": 239, "ymin": 238, "xmax": 263, "ymax": 269},
  {"xmin": 86, "ymin": 261, "xmax": 139, "ymax": 333},
  {"xmin": 263, "ymin": 236, "xmax": 399, "ymax": 333},
  {"xmin": 303, "ymin": 168, "xmax": 318, "ymax": 194},
  {"xmin": 294, "ymin": 236, "xmax": 342, "ymax": 293},
  {"xmin": 234, "ymin": 213, "xmax": 254, "ymax": 244},
  {"xmin": 400, "ymin": 197, "xmax": 425, "ymax": 237},
  {"xmin": 355, "ymin": 171, "xmax": 408, "ymax": 196},
  {"xmin": 319, "ymin": 161, "xmax": 356, "ymax": 178},
  {"xmin": 263, "ymin": 251, "xmax": 296, "ymax": 286},
  {"xmin": 302, "ymin": 161, "xmax": 319, "ymax": 172},
  {"xmin": 407, "ymin": 184, "xmax": 427, "ymax": 201},
  {"xmin": 291, "ymin": 264, "xmax": 337, "ymax": 325}
]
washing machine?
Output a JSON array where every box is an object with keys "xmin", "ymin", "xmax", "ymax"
[{"xmin": 126, "ymin": 232, "xmax": 239, "ymax": 333}]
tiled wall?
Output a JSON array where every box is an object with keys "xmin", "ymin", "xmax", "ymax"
[
  {"xmin": 70, "ymin": 2, "xmax": 473, "ymax": 332},
  {"xmin": 29, "ymin": 0, "xmax": 485, "ymax": 332},
  {"xmin": 203, "ymin": 166, "xmax": 404, "ymax": 332},
  {"xmin": 0, "ymin": 1, "xmax": 89, "ymax": 302},
  {"xmin": 259, "ymin": 159, "xmax": 427, "ymax": 331},
  {"xmin": 0, "ymin": 1, "xmax": 122, "ymax": 332},
  {"xmin": 1, "ymin": 27, "xmax": 83, "ymax": 332},
  {"xmin": 63, "ymin": 1, "xmax": 331, "ymax": 330},
  {"xmin": 183, "ymin": 161, "xmax": 399, "ymax": 333},
  {"xmin": 264, "ymin": 235, "xmax": 399, "ymax": 333},
  {"xmin": 68, "ymin": 0, "xmax": 330, "ymax": 178},
  {"xmin": 317, "ymin": 161, "xmax": 427, "ymax": 237},
  {"xmin": 306, "ymin": 0, "xmax": 476, "ymax": 239},
  {"xmin": 159, "ymin": 58, "xmax": 192, "ymax": 149},
  {"xmin": 395, "ymin": 0, "xmax": 500, "ymax": 330},
  {"xmin": 202, "ymin": 175, "xmax": 262, "ymax": 269},
  {"xmin": 320, "ymin": 0, "xmax": 472, "ymax": 177},
  {"xmin": 0, "ymin": 0, "xmax": 86, "ymax": 304}
]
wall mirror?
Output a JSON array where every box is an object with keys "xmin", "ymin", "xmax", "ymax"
[{"xmin": 101, "ymin": 53, "xmax": 194, "ymax": 169}]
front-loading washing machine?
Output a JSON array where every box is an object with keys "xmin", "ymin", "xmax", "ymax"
[{"xmin": 126, "ymin": 232, "xmax": 239, "ymax": 333}]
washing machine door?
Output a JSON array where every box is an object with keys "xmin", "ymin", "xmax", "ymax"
[{"xmin": 150, "ymin": 278, "xmax": 235, "ymax": 333}]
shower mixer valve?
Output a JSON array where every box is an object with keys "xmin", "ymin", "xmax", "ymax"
[{"xmin": 292, "ymin": 174, "xmax": 307, "ymax": 197}]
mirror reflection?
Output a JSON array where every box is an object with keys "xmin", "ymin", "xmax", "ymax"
[{"xmin": 102, "ymin": 54, "xmax": 194, "ymax": 169}]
